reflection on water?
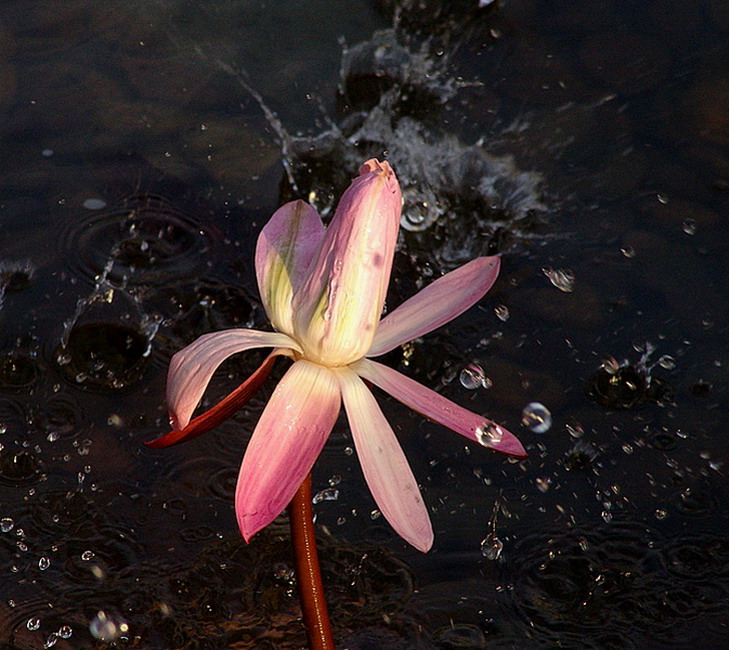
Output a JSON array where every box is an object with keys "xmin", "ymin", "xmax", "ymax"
[{"xmin": 1, "ymin": 0, "xmax": 729, "ymax": 647}]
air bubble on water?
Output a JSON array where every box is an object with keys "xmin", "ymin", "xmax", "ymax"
[
  {"xmin": 682, "ymin": 218, "xmax": 697, "ymax": 235},
  {"xmin": 1, "ymin": 517, "xmax": 14, "ymax": 532},
  {"xmin": 312, "ymin": 488, "xmax": 339, "ymax": 504},
  {"xmin": 620, "ymin": 245, "xmax": 636, "ymax": 258},
  {"xmin": 337, "ymin": 516, "xmax": 346, "ymax": 525},
  {"xmin": 328, "ymin": 474, "xmax": 341, "ymax": 486},
  {"xmin": 542, "ymin": 267, "xmax": 575, "ymax": 292},
  {"xmin": 521, "ymin": 402, "xmax": 552, "ymax": 433},
  {"xmin": 38, "ymin": 556, "xmax": 51, "ymax": 570},
  {"xmin": 480, "ymin": 532, "xmax": 503, "ymax": 560},
  {"xmin": 89, "ymin": 611, "xmax": 128, "ymax": 642},
  {"xmin": 27, "ymin": 617, "xmax": 41, "ymax": 631},
  {"xmin": 81, "ymin": 550, "xmax": 95, "ymax": 561},
  {"xmin": 654, "ymin": 508, "xmax": 667, "ymax": 520},
  {"xmin": 459, "ymin": 363, "xmax": 487, "ymax": 390},
  {"xmin": 475, "ymin": 423, "xmax": 503, "ymax": 447},
  {"xmin": 58, "ymin": 626, "xmax": 72, "ymax": 639},
  {"xmin": 43, "ymin": 633, "xmax": 58, "ymax": 648},
  {"xmin": 370, "ymin": 509, "xmax": 381, "ymax": 520},
  {"xmin": 343, "ymin": 446, "xmax": 353, "ymax": 456},
  {"xmin": 494, "ymin": 304, "xmax": 509, "ymax": 321}
]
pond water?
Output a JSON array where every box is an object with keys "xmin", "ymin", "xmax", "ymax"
[{"xmin": 1, "ymin": 0, "xmax": 728, "ymax": 648}]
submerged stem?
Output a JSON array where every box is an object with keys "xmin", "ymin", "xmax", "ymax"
[{"xmin": 289, "ymin": 475, "xmax": 335, "ymax": 650}]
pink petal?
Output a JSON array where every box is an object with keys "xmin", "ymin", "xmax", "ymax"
[
  {"xmin": 292, "ymin": 159, "xmax": 402, "ymax": 366},
  {"xmin": 352, "ymin": 358, "xmax": 527, "ymax": 458},
  {"xmin": 255, "ymin": 200, "xmax": 325, "ymax": 334},
  {"xmin": 336, "ymin": 367, "xmax": 433, "ymax": 552},
  {"xmin": 166, "ymin": 329, "xmax": 301, "ymax": 430},
  {"xmin": 147, "ymin": 353, "xmax": 278, "ymax": 448},
  {"xmin": 236, "ymin": 360, "xmax": 341, "ymax": 542},
  {"xmin": 369, "ymin": 256, "xmax": 501, "ymax": 357}
]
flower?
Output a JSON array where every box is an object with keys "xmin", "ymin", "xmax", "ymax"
[{"xmin": 152, "ymin": 159, "xmax": 526, "ymax": 552}]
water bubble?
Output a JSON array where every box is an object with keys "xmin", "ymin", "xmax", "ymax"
[
  {"xmin": 682, "ymin": 218, "xmax": 697, "ymax": 235},
  {"xmin": 328, "ymin": 474, "xmax": 341, "ymax": 486},
  {"xmin": 480, "ymin": 532, "xmax": 503, "ymax": 560},
  {"xmin": 27, "ymin": 617, "xmax": 41, "ymax": 631},
  {"xmin": 521, "ymin": 402, "xmax": 552, "ymax": 433},
  {"xmin": 43, "ymin": 633, "xmax": 58, "ymax": 648},
  {"xmin": 494, "ymin": 304, "xmax": 510, "ymax": 321},
  {"xmin": 57, "ymin": 626, "xmax": 72, "ymax": 639},
  {"xmin": 459, "ymin": 363, "xmax": 487, "ymax": 390},
  {"xmin": 38, "ymin": 556, "xmax": 51, "ymax": 570},
  {"xmin": 312, "ymin": 488, "xmax": 339, "ymax": 504},
  {"xmin": 81, "ymin": 550, "xmax": 95, "ymax": 561},
  {"xmin": 370, "ymin": 509, "xmax": 381, "ymax": 520},
  {"xmin": 89, "ymin": 611, "xmax": 128, "ymax": 642},
  {"xmin": 475, "ymin": 423, "xmax": 503, "ymax": 447},
  {"xmin": 542, "ymin": 267, "xmax": 575, "ymax": 292},
  {"xmin": 343, "ymin": 446, "xmax": 353, "ymax": 456},
  {"xmin": 1, "ymin": 517, "xmax": 14, "ymax": 532}
]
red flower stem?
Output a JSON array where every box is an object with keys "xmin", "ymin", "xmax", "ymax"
[{"xmin": 289, "ymin": 474, "xmax": 335, "ymax": 650}]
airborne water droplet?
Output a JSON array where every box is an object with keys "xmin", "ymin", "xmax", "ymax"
[
  {"xmin": 521, "ymin": 402, "xmax": 552, "ymax": 433},
  {"xmin": 459, "ymin": 363, "xmax": 486, "ymax": 390},
  {"xmin": 542, "ymin": 267, "xmax": 575, "ymax": 292},
  {"xmin": 480, "ymin": 532, "xmax": 503, "ymax": 560}
]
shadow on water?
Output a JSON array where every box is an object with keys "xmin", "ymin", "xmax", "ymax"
[{"xmin": 1, "ymin": 0, "xmax": 729, "ymax": 647}]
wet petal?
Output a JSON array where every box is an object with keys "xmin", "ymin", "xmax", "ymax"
[
  {"xmin": 166, "ymin": 329, "xmax": 301, "ymax": 430},
  {"xmin": 369, "ymin": 256, "xmax": 501, "ymax": 357},
  {"xmin": 293, "ymin": 159, "xmax": 402, "ymax": 365},
  {"xmin": 146, "ymin": 353, "xmax": 279, "ymax": 448},
  {"xmin": 353, "ymin": 358, "xmax": 527, "ymax": 458},
  {"xmin": 336, "ymin": 367, "xmax": 433, "ymax": 552},
  {"xmin": 236, "ymin": 360, "xmax": 341, "ymax": 542},
  {"xmin": 255, "ymin": 200, "xmax": 325, "ymax": 334}
]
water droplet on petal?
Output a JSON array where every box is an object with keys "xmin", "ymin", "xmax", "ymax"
[
  {"xmin": 476, "ymin": 423, "xmax": 503, "ymax": 447},
  {"xmin": 521, "ymin": 402, "xmax": 552, "ymax": 433}
]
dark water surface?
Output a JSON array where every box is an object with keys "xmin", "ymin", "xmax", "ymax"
[{"xmin": 1, "ymin": 1, "xmax": 728, "ymax": 648}]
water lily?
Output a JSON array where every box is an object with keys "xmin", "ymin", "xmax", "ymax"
[{"xmin": 150, "ymin": 159, "xmax": 526, "ymax": 552}]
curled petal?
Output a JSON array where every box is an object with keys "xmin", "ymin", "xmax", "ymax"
[
  {"xmin": 166, "ymin": 329, "xmax": 301, "ymax": 430},
  {"xmin": 369, "ymin": 256, "xmax": 501, "ymax": 357},
  {"xmin": 236, "ymin": 360, "xmax": 341, "ymax": 542},
  {"xmin": 293, "ymin": 159, "xmax": 402, "ymax": 366},
  {"xmin": 146, "ymin": 353, "xmax": 278, "ymax": 448},
  {"xmin": 336, "ymin": 367, "xmax": 433, "ymax": 552},
  {"xmin": 352, "ymin": 358, "xmax": 527, "ymax": 458},
  {"xmin": 255, "ymin": 200, "xmax": 325, "ymax": 335}
]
